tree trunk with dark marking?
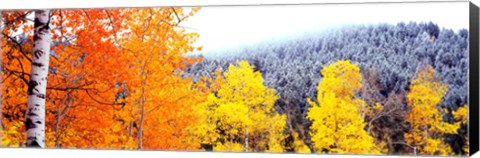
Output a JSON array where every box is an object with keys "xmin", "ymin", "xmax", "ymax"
[{"xmin": 26, "ymin": 10, "xmax": 51, "ymax": 148}]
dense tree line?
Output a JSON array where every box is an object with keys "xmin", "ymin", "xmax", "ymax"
[
  {"xmin": 2, "ymin": 8, "xmax": 468, "ymax": 155},
  {"xmin": 183, "ymin": 22, "xmax": 469, "ymax": 154}
]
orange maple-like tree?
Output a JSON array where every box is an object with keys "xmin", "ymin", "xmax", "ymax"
[{"xmin": 2, "ymin": 7, "xmax": 208, "ymax": 150}]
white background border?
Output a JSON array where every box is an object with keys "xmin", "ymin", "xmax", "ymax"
[{"xmin": 0, "ymin": 0, "xmax": 471, "ymax": 9}]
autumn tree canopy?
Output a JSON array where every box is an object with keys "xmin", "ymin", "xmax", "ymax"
[
  {"xmin": 0, "ymin": 7, "xmax": 470, "ymax": 157},
  {"xmin": 1, "ymin": 7, "xmax": 206, "ymax": 150},
  {"xmin": 404, "ymin": 65, "xmax": 462, "ymax": 155},
  {"xmin": 307, "ymin": 60, "xmax": 381, "ymax": 154},
  {"xmin": 190, "ymin": 60, "xmax": 288, "ymax": 152}
]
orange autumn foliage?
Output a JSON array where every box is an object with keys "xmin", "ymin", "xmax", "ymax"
[
  {"xmin": 2, "ymin": 11, "xmax": 35, "ymax": 147},
  {"xmin": 2, "ymin": 7, "xmax": 207, "ymax": 150}
]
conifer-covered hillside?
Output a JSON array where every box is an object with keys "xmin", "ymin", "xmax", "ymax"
[{"xmin": 183, "ymin": 22, "xmax": 468, "ymax": 153}]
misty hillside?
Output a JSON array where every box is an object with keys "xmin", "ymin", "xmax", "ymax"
[
  {"xmin": 183, "ymin": 21, "xmax": 469, "ymax": 153},
  {"xmin": 186, "ymin": 21, "xmax": 467, "ymax": 109}
]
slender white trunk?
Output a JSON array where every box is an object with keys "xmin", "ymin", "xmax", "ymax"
[
  {"xmin": 413, "ymin": 146, "xmax": 417, "ymax": 156},
  {"xmin": 25, "ymin": 10, "xmax": 51, "ymax": 148}
]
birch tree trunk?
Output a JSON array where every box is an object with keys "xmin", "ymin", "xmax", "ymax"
[{"xmin": 25, "ymin": 10, "xmax": 51, "ymax": 148}]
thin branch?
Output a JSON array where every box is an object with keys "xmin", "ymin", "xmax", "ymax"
[
  {"xmin": 144, "ymin": 94, "xmax": 190, "ymax": 116},
  {"xmin": 2, "ymin": 56, "xmax": 30, "ymax": 86},
  {"xmin": 84, "ymin": 89, "xmax": 124, "ymax": 106},
  {"xmin": 104, "ymin": 9, "xmax": 121, "ymax": 46},
  {"xmin": 169, "ymin": 7, "xmax": 195, "ymax": 26},
  {"xmin": 4, "ymin": 68, "xmax": 29, "ymax": 85},
  {"xmin": 1, "ymin": 72, "xmax": 14, "ymax": 83},
  {"xmin": 170, "ymin": 7, "xmax": 182, "ymax": 25},
  {"xmin": 15, "ymin": 55, "xmax": 27, "ymax": 76},
  {"xmin": 5, "ymin": 68, "xmax": 29, "ymax": 77},
  {"xmin": 0, "ymin": 11, "xmax": 31, "ymax": 28},
  {"xmin": 47, "ymin": 86, "xmax": 92, "ymax": 91},
  {"xmin": 367, "ymin": 106, "xmax": 398, "ymax": 134},
  {"xmin": 391, "ymin": 141, "xmax": 416, "ymax": 149},
  {"xmin": 24, "ymin": 18, "xmax": 34, "ymax": 22},
  {"xmin": 3, "ymin": 33, "xmax": 32, "ymax": 62},
  {"xmin": 59, "ymin": 91, "xmax": 73, "ymax": 117},
  {"xmin": 81, "ymin": 10, "xmax": 92, "ymax": 24}
]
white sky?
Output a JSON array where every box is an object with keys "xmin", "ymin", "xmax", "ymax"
[{"xmin": 182, "ymin": 2, "xmax": 469, "ymax": 53}]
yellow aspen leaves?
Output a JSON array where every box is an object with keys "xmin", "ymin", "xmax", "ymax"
[
  {"xmin": 0, "ymin": 8, "xmax": 470, "ymax": 155},
  {"xmin": 404, "ymin": 65, "xmax": 462, "ymax": 156},
  {"xmin": 290, "ymin": 130, "xmax": 312, "ymax": 153},
  {"xmin": 1, "ymin": 121, "xmax": 24, "ymax": 147},
  {"xmin": 190, "ymin": 60, "xmax": 286, "ymax": 152},
  {"xmin": 307, "ymin": 60, "xmax": 380, "ymax": 154}
]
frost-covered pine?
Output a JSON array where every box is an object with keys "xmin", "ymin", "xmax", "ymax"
[{"xmin": 183, "ymin": 21, "xmax": 468, "ymax": 152}]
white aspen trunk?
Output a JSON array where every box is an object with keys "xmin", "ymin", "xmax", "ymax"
[
  {"xmin": 413, "ymin": 146, "xmax": 417, "ymax": 156},
  {"xmin": 25, "ymin": 10, "xmax": 51, "ymax": 148}
]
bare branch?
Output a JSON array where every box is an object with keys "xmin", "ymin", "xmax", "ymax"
[
  {"xmin": 170, "ymin": 7, "xmax": 182, "ymax": 25},
  {"xmin": 367, "ymin": 106, "xmax": 398, "ymax": 134},
  {"xmin": 169, "ymin": 7, "xmax": 196, "ymax": 26}
]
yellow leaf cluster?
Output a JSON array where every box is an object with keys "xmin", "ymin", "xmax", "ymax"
[
  {"xmin": 291, "ymin": 130, "xmax": 312, "ymax": 153},
  {"xmin": 453, "ymin": 105, "xmax": 468, "ymax": 124},
  {"xmin": 214, "ymin": 142, "xmax": 245, "ymax": 152},
  {"xmin": 1, "ymin": 121, "xmax": 23, "ymax": 147},
  {"xmin": 307, "ymin": 60, "xmax": 380, "ymax": 154},
  {"xmin": 404, "ymin": 65, "xmax": 462, "ymax": 156},
  {"xmin": 189, "ymin": 60, "xmax": 286, "ymax": 152}
]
